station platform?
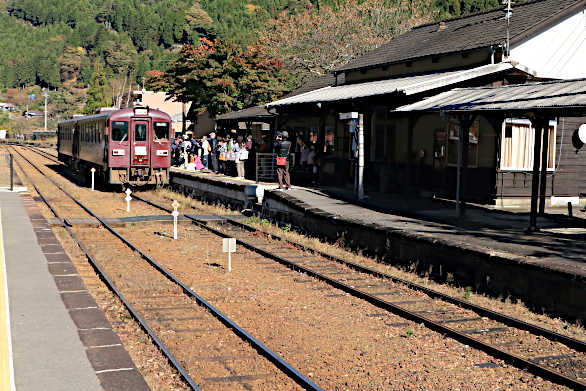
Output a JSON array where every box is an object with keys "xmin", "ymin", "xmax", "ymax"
[
  {"xmin": 167, "ymin": 168, "xmax": 586, "ymax": 321},
  {"xmin": 0, "ymin": 191, "xmax": 148, "ymax": 391},
  {"xmin": 170, "ymin": 166, "xmax": 278, "ymax": 208},
  {"xmin": 262, "ymin": 187, "xmax": 586, "ymax": 321}
]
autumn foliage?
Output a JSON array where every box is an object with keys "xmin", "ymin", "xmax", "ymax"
[
  {"xmin": 152, "ymin": 38, "xmax": 288, "ymax": 117},
  {"xmin": 259, "ymin": 0, "xmax": 436, "ymax": 86}
]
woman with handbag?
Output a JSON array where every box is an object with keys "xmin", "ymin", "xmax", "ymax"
[
  {"xmin": 274, "ymin": 131, "xmax": 292, "ymax": 190},
  {"xmin": 218, "ymin": 137, "xmax": 227, "ymax": 174}
]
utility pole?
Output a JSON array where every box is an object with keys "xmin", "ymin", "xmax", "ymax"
[
  {"xmin": 504, "ymin": 0, "xmax": 512, "ymax": 58},
  {"xmin": 43, "ymin": 89, "xmax": 49, "ymax": 131}
]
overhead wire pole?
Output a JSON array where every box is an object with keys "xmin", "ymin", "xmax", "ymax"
[{"xmin": 43, "ymin": 90, "xmax": 49, "ymax": 132}]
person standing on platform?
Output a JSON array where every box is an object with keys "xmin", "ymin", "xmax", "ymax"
[
  {"xmin": 209, "ymin": 132, "xmax": 219, "ymax": 173},
  {"xmin": 201, "ymin": 136, "xmax": 210, "ymax": 169},
  {"xmin": 274, "ymin": 131, "xmax": 292, "ymax": 190},
  {"xmin": 233, "ymin": 135, "xmax": 247, "ymax": 179},
  {"xmin": 182, "ymin": 136, "xmax": 191, "ymax": 169}
]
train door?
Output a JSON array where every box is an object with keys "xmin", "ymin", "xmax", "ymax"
[
  {"xmin": 131, "ymin": 118, "xmax": 151, "ymax": 166},
  {"xmin": 72, "ymin": 124, "xmax": 80, "ymax": 159}
]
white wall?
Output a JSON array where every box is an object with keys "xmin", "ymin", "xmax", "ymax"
[{"xmin": 510, "ymin": 8, "xmax": 586, "ymax": 79}]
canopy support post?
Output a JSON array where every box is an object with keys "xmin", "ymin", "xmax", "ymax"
[
  {"xmin": 539, "ymin": 119, "xmax": 550, "ymax": 216},
  {"xmin": 529, "ymin": 117, "xmax": 545, "ymax": 231},
  {"xmin": 405, "ymin": 115, "xmax": 415, "ymax": 193},
  {"xmin": 456, "ymin": 114, "xmax": 472, "ymax": 218}
]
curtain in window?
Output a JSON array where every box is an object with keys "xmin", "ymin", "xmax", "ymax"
[
  {"xmin": 503, "ymin": 122, "xmax": 555, "ymax": 170},
  {"xmin": 510, "ymin": 123, "xmax": 533, "ymax": 169}
]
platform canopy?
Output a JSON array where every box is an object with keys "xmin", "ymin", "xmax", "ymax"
[
  {"xmin": 393, "ymin": 78, "xmax": 586, "ymax": 116},
  {"xmin": 394, "ymin": 78, "xmax": 586, "ymax": 231},
  {"xmin": 266, "ymin": 63, "xmax": 526, "ymax": 107},
  {"xmin": 215, "ymin": 105, "xmax": 275, "ymax": 121}
]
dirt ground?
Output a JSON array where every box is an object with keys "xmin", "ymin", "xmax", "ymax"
[{"xmin": 14, "ymin": 145, "xmax": 585, "ymax": 390}]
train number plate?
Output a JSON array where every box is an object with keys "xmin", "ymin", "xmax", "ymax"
[
  {"xmin": 134, "ymin": 146, "xmax": 147, "ymax": 156},
  {"xmin": 156, "ymin": 150, "xmax": 169, "ymax": 156},
  {"xmin": 112, "ymin": 149, "xmax": 125, "ymax": 156}
]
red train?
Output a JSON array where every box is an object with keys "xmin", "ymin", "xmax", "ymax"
[{"xmin": 58, "ymin": 107, "xmax": 172, "ymax": 186}]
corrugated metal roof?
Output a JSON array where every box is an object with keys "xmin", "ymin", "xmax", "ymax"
[
  {"xmin": 215, "ymin": 105, "xmax": 275, "ymax": 121},
  {"xmin": 215, "ymin": 74, "xmax": 339, "ymax": 121},
  {"xmin": 393, "ymin": 79, "xmax": 586, "ymax": 112},
  {"xmin": 266, "ymin": 63, "xmax": 518, "ymax": 107},
  {"xmin": 336, "ymin": 0, "xmax": 585, "ymax": 72}
]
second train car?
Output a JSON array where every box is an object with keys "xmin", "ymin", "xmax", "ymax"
[{"xmin": 58, "ymin": 107, "xmax": 172, "ymax": 186}]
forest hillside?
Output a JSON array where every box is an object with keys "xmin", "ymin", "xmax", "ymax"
[{"xmin": 0, "ymin": 0, "xmax": 499, "ymax": 126}]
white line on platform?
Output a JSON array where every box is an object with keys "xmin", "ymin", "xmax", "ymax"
[
  {"xmin": 86, "ymin": 344, "xmax": 122, "ymax": 349},
  {"xmin": 67, "ymin": 307, "xmax": 98, "ymax": 311},
  {"xmin": 59, "ymin": 290, "xmax": 88, "ymax": 293}
]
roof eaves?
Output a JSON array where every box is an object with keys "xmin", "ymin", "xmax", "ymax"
[
  {"xmin": 334, "ymin": 45, "xmax": 495, "ymax": 74},
  {"xmin": 266, "ymin": 86, "xmax": 333, "ymax": 108},
  {"xmin": 336, "ymin": 0, "xmax": 586, "ymax": 74}
]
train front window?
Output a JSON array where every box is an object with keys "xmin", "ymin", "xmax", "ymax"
[
  {"xmin": 111, "ymin": 121, "xmax": 128, "ymax": 142},
  {"xmin": 135, "ymin": 123, "xmax": 147, "ymax": 142},
  {"xmin": 154, "ymin": 122, "xmax": 169, "ymax": 141}
]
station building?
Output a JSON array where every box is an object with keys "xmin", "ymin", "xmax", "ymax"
[{"xmin": 222, "ymin": 0, "xmax": 586, "ymax": 206}]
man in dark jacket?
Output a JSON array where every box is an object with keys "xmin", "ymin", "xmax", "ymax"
[
  {"xmin": 208, "ymin": 132, "xmax": 219, "ymax": 173},
  {"xmin": 274, "ymin": 131, "xmax": 292, "ymax": 190}
]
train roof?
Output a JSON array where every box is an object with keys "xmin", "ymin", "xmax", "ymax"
[{"xmin": 58, "ymin": 107, "xmax": 172, "ymax": 126}]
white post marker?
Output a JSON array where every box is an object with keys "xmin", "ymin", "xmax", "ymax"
[
  {"xmin": 90, "ymin": 167, "xmax": 96, "ymax": 191},
  {"xmin": 222, "ymin": 238, "xmax": 236, "ymax": 272},
  {"xmin": 171, "ymin": 200, "xmax": 180, "ymax": 240},
  {"xmin": 125, "ymin": 188, "xmax": 132, "ymax": 212}
]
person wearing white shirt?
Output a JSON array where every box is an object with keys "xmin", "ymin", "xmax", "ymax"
[{"xmin": 201, "ymin": 137, "xmax": 210, "ymax": 169}]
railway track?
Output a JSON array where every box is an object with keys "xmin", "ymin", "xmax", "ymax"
[
  {"xmin": 8, "ymin": 145, "xmax": 321, "ymax": 391},
  {"xmin": 132, "ymin": 191, "xmax": 586, "ymax": 390},
  {"xmin": 24, "ymin": 144, "xmax": 59, "ymax": 162},
  {"xmin": 17, "ymin": 144, "xmax": 586, "ymax": 389}
]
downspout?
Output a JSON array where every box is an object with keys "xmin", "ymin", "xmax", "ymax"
[{"xmin": 490, "ymin": 45, "xmax": 495, "ymax": 64}]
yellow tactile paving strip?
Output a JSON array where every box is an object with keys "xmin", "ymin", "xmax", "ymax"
[{"xmin": 0, "ymin": 209, "xmax": 15, "ymax": 391}]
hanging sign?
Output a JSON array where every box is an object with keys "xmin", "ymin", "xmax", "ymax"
[{"xmin": 339, "ymin": 112, "xmax": 358, "ymax": 120}]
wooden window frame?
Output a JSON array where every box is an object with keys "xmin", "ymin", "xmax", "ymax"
[{"xmin": 499, "ymin": 118, "xmax": 556, "ymax": 172}]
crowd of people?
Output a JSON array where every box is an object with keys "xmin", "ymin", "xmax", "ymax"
[
  {"xmin": 171, "ymin": 130, "xmax": 318, "ymax": 189},
  {"xmin": 171, "ymin": 132, "xmax": 256, "ymax": 179}
]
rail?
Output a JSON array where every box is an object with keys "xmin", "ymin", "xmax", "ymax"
[
  {"xmin": 9, "ymin": 145, "xmax": 322, "ymax": 391},
  {"xmin": 132, "ymin": 192, "xmax": 586, "ymax": 390}
]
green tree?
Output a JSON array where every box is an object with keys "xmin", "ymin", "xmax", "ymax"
[
  {"xmin": 84, "ymin": 62, "xmax": 109, "ymax": 114},
  {"xmin": 434, "ymin": 0, "xmax": 499, "ymax": 17},
  {"xmin": 37, "ymin": 51, "xmax": 61, "ymax": 88},
  {"xmin": 155, "ymin": 38, "xmax": 287, "ymax": 117},
  {"xmin": 78, "ymin": 56, "xmax": 92, "ymax": 85}
]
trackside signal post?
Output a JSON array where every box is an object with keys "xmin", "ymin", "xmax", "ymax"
[
  {"xmin": 171, "ymin": 200, "xmax": 179, "ymax": 240},
  {"xmin": 90, "ymin": 167, "xmax": 95, "ymax": 191},
  {"xmin": 222, "ymin": 238, "xmax": 236, "ymax": 272},
  {"xmin": 125, "ymin": 188, "xmax": 132, "ymax": 212}
]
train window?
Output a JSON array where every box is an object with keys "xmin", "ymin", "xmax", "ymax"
[
  {"xmin": 135, "ymin": 123, "xmax": 147, "ymax": 142},
  {"xmin": 111, "ymin": 121, "xmax": 128, "ymax": 142},
  {"xmin": 154, "ymin": 122, "xmax": 169, "ymax": 141}
]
